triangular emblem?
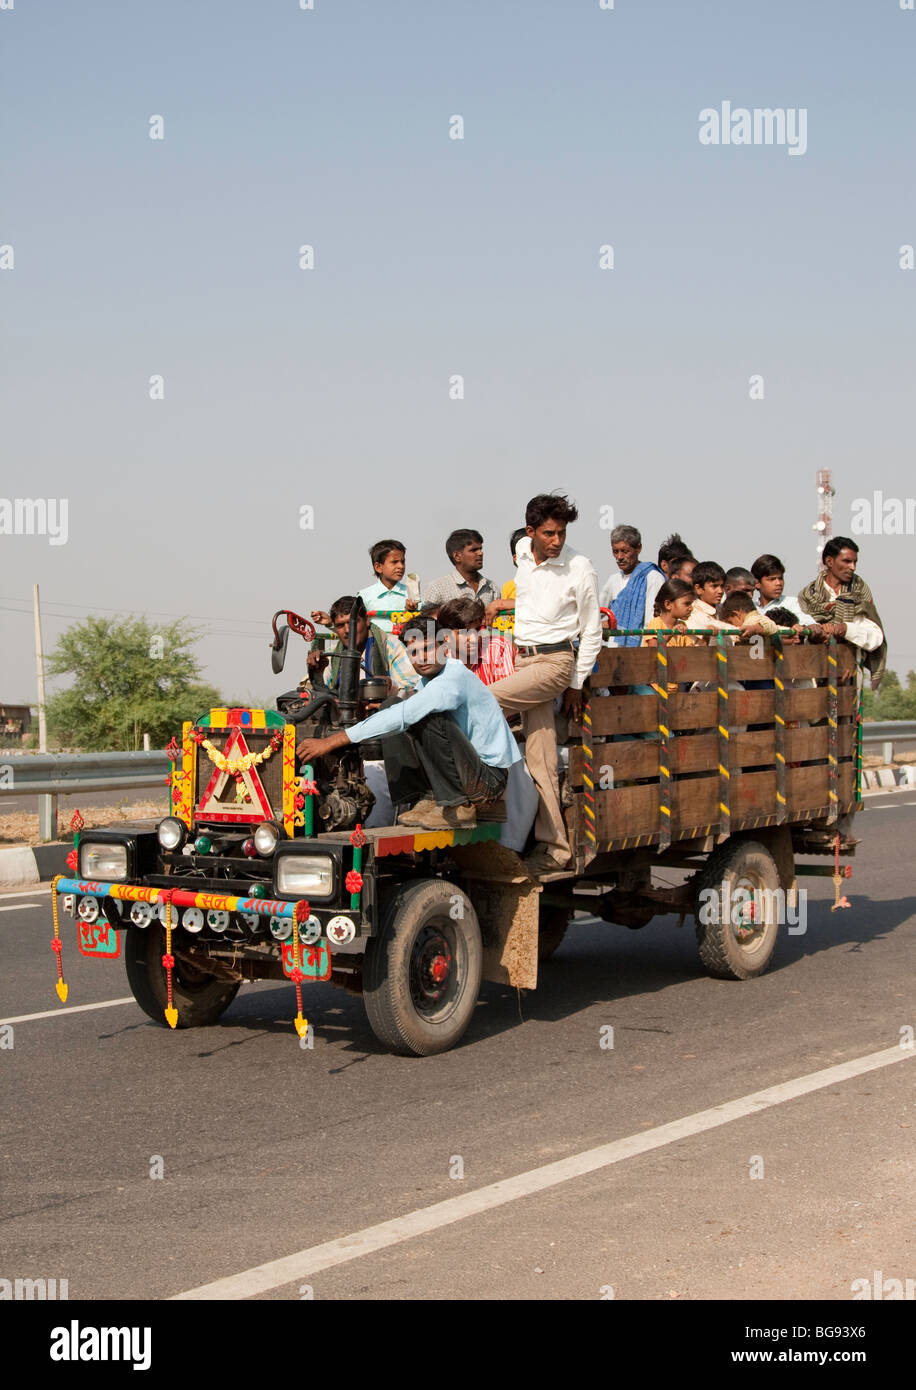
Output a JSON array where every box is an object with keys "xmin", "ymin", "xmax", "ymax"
[{"xmin": 197, "ymin": 728, "xmax": 274, "ymax": 823}]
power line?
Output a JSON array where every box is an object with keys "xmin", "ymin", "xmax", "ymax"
[
  {"xmin": 0, "ymin": 595, "xmax": 276, "ymax": 630},
  {"xmin": 0, "ymin": 601, "xmax": 268, "ymax": 636}
]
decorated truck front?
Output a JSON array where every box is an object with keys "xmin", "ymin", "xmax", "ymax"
[
  {"xmin": 49, "ymin": 605, "xmax": 510, "ymax": 1055},
  {"xmin": 52, "ymin": 705, "xmax": 372, "ymax": 1036}
]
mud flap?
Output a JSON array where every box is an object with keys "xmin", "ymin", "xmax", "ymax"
[{"xmin": 449, "ymin": 842, "xmax": 540, "ymax": 990}]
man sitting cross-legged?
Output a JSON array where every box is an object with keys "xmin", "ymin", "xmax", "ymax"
[{"xmin": 295, "ymin": 615, "xmax": 517, "ymax": 830}]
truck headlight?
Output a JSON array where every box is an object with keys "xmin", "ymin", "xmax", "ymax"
[
  {"xmin": 275, "ymin": 854, "xmax": 335, "ymax": 899},
  {"xmin": 157, "ymin": 817, "xmax": 186, "ymax": 851},
  {"xmin": 254, "ymin": 821, "xmax": 281, "ymax": 856},
  {"xmin": 79, "ymin": 842, "xmax": 128, "ymax": 881}
]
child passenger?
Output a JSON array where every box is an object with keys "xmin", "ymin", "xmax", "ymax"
[
  {"xmin": 750, "ymin": 554, "xmax": 814, "ymax": 626},
  {"xmin": 640, "ymin": 579, "xmax": 696, "ymax": 648},
  {"xmin": 641, "ymin": 578, "xmax": 696, "ymax": 697},
  {"xmin": 358, "ymin": 539, "xmax": 417, "ymax": 634},
  {"xmin": 687, "ymin": 562, "xmax": 731, "ymax": 635},
  {"xmin": 717, "ymin": 590, "xmax": 779, "ymax": 640}
]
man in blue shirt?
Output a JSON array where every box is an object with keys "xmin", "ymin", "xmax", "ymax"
[{"xmin": 296, "ymin": 616, "xmax": 517, "ymax": 830}]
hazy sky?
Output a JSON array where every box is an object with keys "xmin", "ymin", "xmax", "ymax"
[{"xmin": 2, "ymin": 0, "xmax": 915, "ymax": 710}]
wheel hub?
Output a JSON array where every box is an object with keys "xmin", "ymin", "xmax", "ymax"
[{"xmin": 410, "ymin": 928, "xmax": 454, "ymax": 1010}]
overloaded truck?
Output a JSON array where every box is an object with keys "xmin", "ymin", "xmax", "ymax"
[{"xmin": 50, "ymin": 609, "xmax": 863, "ymax": 1055}]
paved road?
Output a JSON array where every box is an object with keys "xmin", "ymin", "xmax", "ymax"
[{"xmin": 1, "ymin": 788, "xmax": 914, "ymax": 1301}]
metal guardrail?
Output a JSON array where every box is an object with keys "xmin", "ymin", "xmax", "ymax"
[
  {"xmin": 0, "ymin": 751, "xmax": 170, "ymax": 793},
  {"xmin": 0, "ymin": 752, "xmax": 170, "ymax": 842},
  {"xmin": 859, "ymin": 721, "xmax": 916, "ymax": 766},
  {"xmin": 859, "ymin": 721, "xmax": 916, "ymax": 743}
]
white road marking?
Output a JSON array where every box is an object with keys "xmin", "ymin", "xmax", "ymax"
[
  {"xmin": 173, "ymin": 1042, "xmax": 915, "ymax": 1300},
  {"xmin": 0, "ymin": 887, "xmax": 49, "ymax": 900},
  {"xmin": 0, "ymin": 997, "xmax": 137, "ymax": 1026},
  {"xmin": 0, "ymin": 903, "xmax": 40, "ymax": 913}
]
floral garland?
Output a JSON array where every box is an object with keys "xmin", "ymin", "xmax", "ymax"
[{"xmin": 195, "ymin": 729, "xmax": 283, "ymax": 776}]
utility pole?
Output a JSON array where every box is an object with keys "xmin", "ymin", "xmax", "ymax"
[
  {"xmin": 33, "ymin": 583, "xmax": 56, "ymax": 842},
  {"xmin": 33, "ymin": 583, "xmax": 47, "ymax": 752},
  {"xmin": 813, "ymin": 469, "xmax": 835, "ymax": 562}
]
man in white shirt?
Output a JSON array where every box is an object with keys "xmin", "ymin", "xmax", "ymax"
[{"xmin": 489, "ymin": 493, "xmax": 602, "ymax": 874}]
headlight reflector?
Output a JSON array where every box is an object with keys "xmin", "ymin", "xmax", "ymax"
[
  {"xmin": 79, "ymin": 842, "xmax": 128, "ymax": 881},
  {"xmin": 254, "ymin": 821, "xmax": 281, "ymax": 856},
  {"xmin": 157, "ymin": 817, "xmax": 186, "ymax": 851},
  {"xmin": 275, "ymin": 854, "xmax": 335, "ymax": 898}
]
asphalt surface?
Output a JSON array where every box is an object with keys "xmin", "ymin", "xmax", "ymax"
[{"xmin": 1, "ymin": 787, "xmax": 914, "ymax": 1301}]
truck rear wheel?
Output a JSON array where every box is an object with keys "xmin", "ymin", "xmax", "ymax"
[
  {"xmin": 125, "ymin": 926, "xmax": 240, "ymax": 1028},
  {"xmin": 693, "ymin": 839, "xmax": 780, "ymax": 980},
  {"xmin": 363, "ymin": 879, "xmax": 482, "ymax": 1056}
]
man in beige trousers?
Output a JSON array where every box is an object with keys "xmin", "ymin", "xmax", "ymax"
[{"xmin": 487, "ymin": 493, "xmax": 602, "ymax": 875}]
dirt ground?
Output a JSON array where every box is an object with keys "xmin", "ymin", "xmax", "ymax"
[{"xmin": 0, "ymin": 797, "xmax": 169, "ymax": 847}]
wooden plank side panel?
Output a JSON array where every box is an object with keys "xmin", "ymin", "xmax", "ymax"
[
  {"xmin": 569, "ymin": 727, "xmax": 844, "ymax": 778},
  {"xmin": 672, "ymin": 776, "xmax": 718, "ymax": 829},
  {"xmin": 588, "ymin": 694, "xmax": 657, "ymax": 736},
  {"xmin": 568, "ymin": 741, "xmax": 659, "ymax": 786},
  {"xmin": 781, "ymin": 646, "xmax": 828, "ymax": 680},
  {"xmin": 835, "ymin": 643, "xmax": 857, "ymax": 677},
  {"xmin": 668, "ymin": 692, "xmax": 718, "ymax": 731},
  {"xmin": 594, "ymin": 784, "xmax": 660, "ymax": 839},
  {"xmin": 787, "ymin": 764, "xmax": 829, "ymax": 810},
  {"xmin": 733, "ymin": 770, "xmax": 777, "ymax": 815},
  {"xmin": 575, "ymin": 702, "xmax": 856, "ymax": 757},
  {"xmin": 727, "ymin": 648, "xmax": 775, "ymax": 681},
  {"xmin": 665, "ymin": 649, "xmax": 716, "ymax": 684},
  {"xmin": 838, "ymin": 686, "xmax": 858, "ymax": 715},
  {"xmin": 838, "ymin": 763, "xmax": 856, "ymax": 803},
  {"xmin": 729, "ymin": 690, "xmax": 776, "ymax": 726},
  {"xmin": 671, "ymin": 731, "xmax": 718, "ymax": 773},
  {"xmin": 730, "ymin": 730, "xmax": 775, "ymax": 767},
  {"xmin": 785, "ymin": 726, "xmax": 827, "ymax": 762},
  {"xmin": 592, "ymin": 649, "xmax": 656, "ymax": 685},
  {"xmin": 590, "ymin": 639, "xmax": 857, "ymax": 686},
  {"xmin": 784, "ymin": 688, "xmax": 826, "ymax": 723}
]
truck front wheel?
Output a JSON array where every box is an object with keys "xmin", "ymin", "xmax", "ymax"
[
  {"xmin": 693, "ymin": 839, "xmax": 781, "ymax": 980},
  {"xmin": 124, "ymin": 926, "xmax": 240, "ymax": 1027},
  {"xmin": 363, "ymin": 880, "xmax": 482, "ymax": 1056}
]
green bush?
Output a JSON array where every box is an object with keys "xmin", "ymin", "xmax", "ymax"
[{"xmin": 46, "ymin": 616, "xmax": 221, "ymax": 751}]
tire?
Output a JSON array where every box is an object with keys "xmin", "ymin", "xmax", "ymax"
[
  {"xmin": 363, "ymin": 879, "xmax": 482, "ymax": 1056},
  {"xmin": 538, "ymin": 905, "xmax": 570, "ymax": 961},
  {"xmin": 693, "ymin": 838, "xmax": 780, "ymax": 980},
  {"xmin": 124, "ymin": 925, "xmax": 240, "ymax": 1028}
]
